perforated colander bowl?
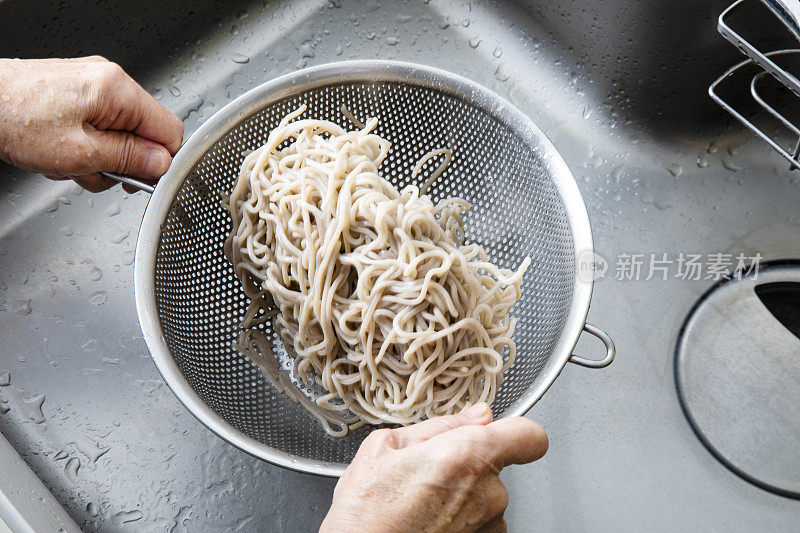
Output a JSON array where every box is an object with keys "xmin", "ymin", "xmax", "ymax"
[{"xmin": 132, "ymin": 60, "xmax": 614, "ymax": 477}]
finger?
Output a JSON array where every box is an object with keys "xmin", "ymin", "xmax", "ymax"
[
  {"xmin": 124, "ymin": 81, "xmax": 184, "ymax": 154},
  {"xmin": 476, "ymin": 516, "xmax": 507, "ymax": 533},
  {"xmin": 391, "ymin": 402, "xmax": 493, "ymax": 447},
  {"xmin": 452, "ymin": 476, "xmax": 508, "ymax": 532},
  {"xmin": 89, "ymin": 62, "xmax": 184, "ymax": 154},
  {"xmin": 425, "ymin": 417, "xmax": 548, "ymax": 470},
  {"xmin": 474, "ymin": 477, "xmax": 509, "ymax": 524},
  {"xmin": 481, "ymin": 417, "xmax": 548, "ymax": 468},
  {"xmin": 73, "ymin": 173, "xmax": 117, "ymax": 193},
  {"xmin": 87, "ymin": 129, "xmax": 172, "ymax": 180},
  {"xmin": 80, "ymin": 55, "xmax": 110, "ymax": 63}
]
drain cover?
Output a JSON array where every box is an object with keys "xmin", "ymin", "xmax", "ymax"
[{"xmin": 676, "ymin": 262, "xmax": 800, "ymax": 498}]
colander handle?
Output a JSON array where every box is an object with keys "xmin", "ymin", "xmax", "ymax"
[
  {"xmin": 569, "ymin": 323, "xmax": 615, "ymax": 368},
  {"xmin": 101, "ymin": 172, "xmax": 155, "ymax": 194}
]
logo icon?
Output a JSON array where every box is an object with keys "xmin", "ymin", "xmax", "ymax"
[{"xmin": 577, "ymin": 250, "xmax": 608, "ymax": 282}]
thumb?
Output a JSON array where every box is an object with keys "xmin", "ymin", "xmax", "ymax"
[
  {"xmin": 390, "ymin": 402, "xmax": 493, "ymax": 447},
  {"xmin": 88, "ymin": 129, "xmax": 172, "ymax": 179}
]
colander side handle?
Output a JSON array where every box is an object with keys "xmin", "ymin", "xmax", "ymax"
[
  {"xmin": 569, "ymin": 323, "xmax": 615, "ymax": 368},
  {"xmin": 101, "ymin": 172, "xmax": 155, "ymax": 194}
]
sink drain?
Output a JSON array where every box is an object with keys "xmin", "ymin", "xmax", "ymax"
[{"xmin": 675, "ymin": 261, "xmax": 800, "ymax": 498}]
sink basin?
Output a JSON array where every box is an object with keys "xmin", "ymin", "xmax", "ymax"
[{"xmin": 1, "ymin": 0, "xmax": 799, "ymax": 530}]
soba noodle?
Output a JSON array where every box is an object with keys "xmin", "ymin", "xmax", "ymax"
[{"xmin": 224, "ymin": 105, "xmax": 530, "ymax": 437}]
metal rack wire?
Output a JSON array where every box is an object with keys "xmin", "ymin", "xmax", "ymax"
[{"xmin": 709, "ymin": 0, "xmax": 800, "ymax": 169}]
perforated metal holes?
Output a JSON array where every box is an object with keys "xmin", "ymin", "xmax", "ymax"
[{"xmin": 153, "ymin": 80, "xmax": 575, "ymax": 465}]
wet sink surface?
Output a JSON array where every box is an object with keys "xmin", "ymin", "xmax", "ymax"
[{"xmin": 1, "ymin": 0, "xmax": 800, "ymax": 531}]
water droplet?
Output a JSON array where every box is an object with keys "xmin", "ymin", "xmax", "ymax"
[
  {"xmin": 0, "ymin": 372, "xmax": 9, "ymax": 386},
  {"xmin": 697, "ymin": 154, "xmax": 709, "ymax": 168},
  {"xmin": 655, "ymin": 198, "xmax": 676, "ymax": 210},
  {"xmin": 468, "ymin": 37, "xmax": 481, "ymax": 48},
  {"xmin": 105, "ymin": 202, "xmax": 121, "ymax": 217},
  {"xmin": 54, "ymin": 450, "xmax": 68, "ymax": 460},
  {"xmin": 171, "ymin": 506, "xmax": 193, "ymax": 533},
  {"xmin": 59, "ymin": 225, "xmax": 73, "ymax": 236},
  {"xmin": 112, "ymin": 510, "xmax": 143, "ymax": 526},
  {"xmin": 69, "ymin": 435, "xmax": 109, "ymax": 463},
  {"xmin": 665, "ymin": 164, "xmax": 683, "ymax": 177},
  {"xmin": 494, "ymin": 64, "xmax": 510, "ymax": 82},
  {"xmin": 707, "ymin": 141, "xmax": 718, "ymax": 154},
  {"xmin": 582, "ymin": 106, "xmax": 592, "ymax": 120},
  {"xmin": 231, "ymin": 53, "xmax": 250, "ymax": 64},
  {"xmin": 89, "ymin": 291, "xmax": 108, "ymax": 306},
  {"xmin": 180, "ymin": 96, "xmax": 204, "ymax": 122},
  {"xmin": 81, "ymin": 339, "xmax": 97, "ymax": 351},
  {"xmin": 122, "ymin": 250, "xmax": 135, "ymax": 266},
  {"xmin": 722, "ymin": 155, "xmax": 743, "ymax": 172},
  {"xmin": 107, "ymin": 228, "xmax": 130, "ymax": 244},
  {"xmin": 89, "ymin": 267, "xmax": 102, "ymax": 281},
  {"xmin": 102, "ymin": 358, "xmax": 120, "ymax": 365},
  {"xmin": 169, "ymin": 86, "xmax": 181, "ymax": 98},
  {"xmin": 58, "ymin": 196, "xmax": 71, "ymax": 205},
  {"xmin": 461, "ymin": 18, "xmax": 470, "ymax": 27},
  {"xmin": 299, "ymin": 43, "xmax": 315, "ymax": 58},
  {"xmin": 64, "ymin": 457, "xmax": 80, "ymax": 481},
  {"xmin": 335, "ymin": 45, "xmax": 343, "ymax": 56},
  {"xmin": 86, "ymin": 502, "xmax": 99, "ymax": 517},
  {"xmin": 385, "ymin": 36, "xmax": 400, "ymax": 46},
  {"xmin": 20, "ymin": 394, "xmax": 45, "ymax": 423},
  {"xmin": 153, "ymin": 88, "xmax": 163, "ymax": 100},
  {"xmin": 11, "ymin": 299, "xmax": 32, "ymax": 316},
  {"xmin": 137, "ymin": 380, "xmax": 163, "ymax": 397},
  {"xmin": 366, "ymin": 31, "xmax": 376, "ymax": 40},
  {"xmin": 44, "ymin": 201, "xmax": 59, "ymax": 213}
]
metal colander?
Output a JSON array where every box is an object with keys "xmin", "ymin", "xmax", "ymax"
[{"xmin": 131, "ymin": 61, "xmax": 614, "ymax": 477}]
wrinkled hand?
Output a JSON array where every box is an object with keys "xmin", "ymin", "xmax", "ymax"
[
  {"xmin": 0, "ymin": 56, "xmax": 183, "ymax": 193},
  {"xmin": 320, "ymin": 404, "xmax": 548, "ymax": 533}
]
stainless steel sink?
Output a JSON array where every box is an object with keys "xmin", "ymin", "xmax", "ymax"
[{"xmin": 1, "ymin": 0, "xmax": 799, "ymax": 530}]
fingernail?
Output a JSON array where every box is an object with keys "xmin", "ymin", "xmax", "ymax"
[
  {"xmin": 464, "ymin": 402, "xmax": 489, "ymax": 419},
  {"xmin": 144, "ymin": 148, "xmax": 170, "ymax": 177}
]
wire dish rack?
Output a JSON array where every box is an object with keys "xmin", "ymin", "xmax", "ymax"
[{"xmin": 710, "ymin": 0, "xmax": 800, "ymax": 169}]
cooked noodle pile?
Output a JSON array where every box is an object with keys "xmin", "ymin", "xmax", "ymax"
[{"xmin": 225, "ymin": 105, "xmax": 529, "ymax": 437}]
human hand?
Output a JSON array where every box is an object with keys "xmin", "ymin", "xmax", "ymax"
[
  {"xmin": 320, "ymin": 404, "xmax": 548, "ymax": 533},
  {"xmin": 0, "ymin": 56, "xmax": 183, "ymax": 193}
]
